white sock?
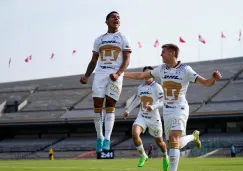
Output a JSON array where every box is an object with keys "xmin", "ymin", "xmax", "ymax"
[
  {"xmin": 104, "ymin": 113, "xmax": 115, "ymax": 140},
  {"xmin": 162, "ymin": 151, "xmax": 168, "ymax": 159},
  {"xmin": 169, "ymin": 148, "xmax": 180, "ymax": 171},
  {"xmin": 93, "ymin": 112, "xmax": 103, "ymax": 138},
  {"xmin": 180, "ymin": 135, "xmax": 194, "ymax": 149},
  {"xmin": 136, "ymin": 144, "xmax": 147, "ymax": 157}
]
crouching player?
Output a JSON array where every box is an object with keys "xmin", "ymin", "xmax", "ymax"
[{"xmin": 123, "ymin": 66, "xmax": 169, "ymax": 170}]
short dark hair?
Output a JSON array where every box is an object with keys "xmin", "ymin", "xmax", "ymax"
[
  {"xmin": 143, "ymin": 66, "xmax": 153, "ymax": 72},
  {"xmin": 106, "ymin": 11, "xmax": 119, "ymax": 20},
  {"xmin": 162, "ymin": 44, "xmax": 180, "ymax": 58}
]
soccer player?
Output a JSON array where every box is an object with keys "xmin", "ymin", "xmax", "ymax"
[
  {"xmin": 80, "ymin": 11, "xmax": 132, "ymax": 152},
  {"xmin": 123, "ymin": 44, "xmax": 222, "ymax": 171},
  {"xmin": 123, "ymin": 66, "xmax": 169, "ymax": 170}
]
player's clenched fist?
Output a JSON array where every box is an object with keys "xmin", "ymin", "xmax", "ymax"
[
  {"xmin": 80, "ymin": 76, "xmax": 88, "ymax": 84},
  {"xmin": 212, "ymin": 71, "xmax": 222, "ymax": 80},
  {"xmin": 146, "ymin": 105, "xmax": 154, "ymax": 112},
  {"xmin": 110, "ymin": 73, "xmax": 119, "ymax": 81},
  {"xmin": 123, "ymin": 112, "xmax": 129, "ymax": 119}
]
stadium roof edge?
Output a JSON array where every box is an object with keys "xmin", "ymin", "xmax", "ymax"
[
  {"xmin": 0, "ymin": 56, "xmax": 242, "ymax": 85},
  {"xmin": 0, "ymin": 112, "xmax": 242, "ymax": 126}
]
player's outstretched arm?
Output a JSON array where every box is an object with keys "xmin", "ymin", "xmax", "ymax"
[
  {"xmin": 195, "ymin": 71, "xmax": 222, "ymax": 87},
  {"xmin": 124, "ymin": 71, "xmax": 152, "ymax": 80},
  {"xmin": 124, "ymin": 95, "xmax": 141, "ymax": 119},
  {"xmin": 80, "ymin": 52, "xmax": 99, "ymax": 84}
]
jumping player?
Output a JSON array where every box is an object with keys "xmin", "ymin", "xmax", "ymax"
[
  {"xmin": 80, "ymin": 11, "xmax": 132, "ymax": 152},
  {"xmin": 123, "ymin": 66, "xmax": 169, "ymax": 170},
  {"xmin": 123, "ymin": 44, "xmax": 222, "ymax": 171}
]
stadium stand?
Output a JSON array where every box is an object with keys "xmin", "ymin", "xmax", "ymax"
[
  {"xmin": 196, "ymin": 102, "xmax": 243, "ymax": 114},
  {"xmin": 0, "ymin": 134, "xmax": 66, "ymax": 152},
  {"xmin": 0, "ymin": 57, "xmax": 243, "ymax": 159},
  {"xmin": 238, "ymin": 71, "xmax": 243, "ymax": 79},
  {"xmin": 21, "ymin": 89, "xmax": 90, "ymax": 111},
  {"xmin": 0, "ymin": 92, "xmax": 29, "ymax": 106},
  {"xmin": 0, "ymin": 57, "xmax": 242, "ymax": 119},
  {"xmin": 186, "ymin": 81, "xmax": 227, "ymax": 104},
  {"xmin": 210, "ymin": 80, "xmax": 243, "ymax": 102},
  {"xmin": 0, "ymin": 111, "xmax": 64, "ymax": 121}
]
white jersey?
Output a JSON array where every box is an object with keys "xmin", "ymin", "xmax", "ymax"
[
  {"xmin": 137, "ymin": 81, "xmax": 164, "ymax": 118},
  {"xmin": 150, "ymin": 62, "xmax": 198, "ymax": 114},
  {"xmin": 93, "ymin": 32, "xmax": 132, "ymax": 75}
]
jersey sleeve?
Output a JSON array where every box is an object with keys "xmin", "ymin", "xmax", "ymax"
[
  {"xmin": 92, "ymin": 37, "xmax": 100, "ymax": 53},
  {"xmin": 122, "ymin": 35, "xmax": 132, "ymax": 52},
  {"xmin": 156, "ymin": 84, "xmax": 164, "ymax": 99},
  {"xmin": 136, "ymin": 85, "xmax": 141, "ymax": 97},
  {"xmin": 150, "ymin": 66, "xmax": 162, "ymax": 79},
  {"xmin": 186, "ymin": 65, "xmax": 199, "ymax": 83}
]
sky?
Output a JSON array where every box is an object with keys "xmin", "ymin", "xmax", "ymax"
[{"xmin": 1, "ymin": 0, "xmax": 243, "ymax": 83}]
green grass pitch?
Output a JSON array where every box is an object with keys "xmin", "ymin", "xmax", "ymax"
[{"xmin": 0, "ymin": 158, "xmax": 242, "ymax": 171}]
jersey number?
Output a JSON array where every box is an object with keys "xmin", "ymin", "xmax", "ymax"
[
  {"xmin": 162, "ymin": 81, "xmax": 182, "ymax": 104},
  {"xmin": 99, "ymin": 45, "xmax": 121, "ymax": 64},
  {"xmin": 140, "ymin": 96, "xmax": 153, "ymax": 114}
]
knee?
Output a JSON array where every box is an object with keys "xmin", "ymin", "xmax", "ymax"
[
  {"xmin": 169, "ymin": 135, "xmax": 180, "ymax": 148},
  {"xmin": 169, "ymin": 135, "xmax": 180, "ymax": 142},
  {"xmin": 132, "ymin": 131, "xmax": 140, "ymax": 139},
  {"xmin": 154, "ymin": 137, "xmax": 163, "ymax": 145}
]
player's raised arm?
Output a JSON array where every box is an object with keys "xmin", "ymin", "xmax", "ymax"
[
  {"xmin": 185, "ymin": 65, "xmax": 222, "ymax": 87},
  {"xmin": 80, "ymin": 52, "xmax": 99, "ymax": 84},
  {"xmin": 195, "ymin": 71, "xmax": 222, "ymax": 87}
]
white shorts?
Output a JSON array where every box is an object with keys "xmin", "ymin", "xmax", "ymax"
[
  {"xmin": 133, "ymin": 114, "xmax": 163, "ymax": 138},
  {"xmin": 92, "ymin": 74, "xmax": 123, "ymax": 101},
  {"xmin": 163, "ymin": 106, "xmax": 189, "ymax": 140}
]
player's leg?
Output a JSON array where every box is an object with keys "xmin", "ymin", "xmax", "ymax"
[
  {"xmin": 132, "ymin": 124, "xmax": 147, "ymax": 157},
  {"xmin": 103, "ymin": 78, "xmax": 123, "ymax": 150},
  {"xmin": 168, "ymin": 130, "xmax": 182, "ymax": 171},
  {"xmin": 180, "ymin": 130, "xmax": 201, "ymax": 149},
  {"xmin": 92, "ymin": 75, "xmax": 108, "ymax": 152},
  {"xmin": 178, "ymin": 112, "xmax": 201, "ymax": 149},
  {"xmin": 148, "ymin": 122, "xmax": 169, "ymax": 171},
  {"xmin": 163, "ymin": 114, "xmax": 184, "ymax": 171},
  {"xmin": 153, "ymin": 136, "xmax": 169, "ymax": 171},
  {"xmin": 132, "ymin": 123, "xmax": 148, "ymax": 167},
  {"xmin": 103, "ymin": 95, "xmax": 116, "ymax": 150},
  {"xmin": 93, "ymin": 97, "xmax": 105, "ymax": 152}
]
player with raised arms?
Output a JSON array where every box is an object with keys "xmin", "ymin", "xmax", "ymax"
[{"xmin": 123, "ymin": 44, "xmax": 222, "ymax": 171}]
